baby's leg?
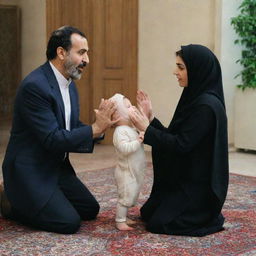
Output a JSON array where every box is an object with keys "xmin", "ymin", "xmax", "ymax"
[{"xmin": 115, "ymin": 203, "xmax": 134, "ymax": 231}]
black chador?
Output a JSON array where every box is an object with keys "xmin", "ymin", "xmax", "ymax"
[{"xmin": 141, "ymin": 44, "xmax": 229, "ymax": 236}]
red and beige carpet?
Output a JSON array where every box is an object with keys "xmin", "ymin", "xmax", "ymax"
[{"xmin": 0, "ymin": 164, "xmax": 256, "ymax": 256}]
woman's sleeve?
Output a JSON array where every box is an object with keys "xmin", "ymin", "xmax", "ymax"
[
  {"xmin": 150, "ymin": 117, "xmax": 168, "ymax": 131},
  {"xmin": 144, "ymin": 105, "xmax": 215, "ymax": 154}
]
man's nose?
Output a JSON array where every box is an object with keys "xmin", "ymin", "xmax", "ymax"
[{"xmin": 83, "ymin": 53, "xmax": 89, "ymax": 64}]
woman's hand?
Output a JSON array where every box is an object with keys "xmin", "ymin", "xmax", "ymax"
[
  {"xmin": 129, "ymin": 106, "xmax": 149, "ymax": 132},
  {"xmin": 137, "ymin": 90, "xmax": 154, "ymax": 122}
]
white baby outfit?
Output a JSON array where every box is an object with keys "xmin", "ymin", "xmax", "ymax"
[
  {"xmin": 111, "ymin": 93, "xmax": 146, "ymax": 223},
  {"xmin": 113, "ymin": 125, "xmax": 146, "ymax": 222}
]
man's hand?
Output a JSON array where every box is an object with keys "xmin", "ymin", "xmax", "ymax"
[
  {"xmin": 137, "ymin": 90, "xmax": 154, "ymax": 122},
  {"xmin": 92, "ymin": 99, "xmax": 119, "ymax": 138},
  {"xmin": 129, "ymin": 106, "xmax": 149, "ymax": 132}
]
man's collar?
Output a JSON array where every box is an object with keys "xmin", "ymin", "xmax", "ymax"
[{"xmin": 49, "ymin": 61, "xmax": 72, "ymax": 87}]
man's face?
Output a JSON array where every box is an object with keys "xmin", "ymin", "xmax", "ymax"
[{"xmin": 64, "ymin": 33, "xmax": 89, "ymax": 80}]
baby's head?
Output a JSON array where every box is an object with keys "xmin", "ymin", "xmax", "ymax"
[{"xmin": 109, "ymin": 93, "xmax": 132, "ymax": 124}]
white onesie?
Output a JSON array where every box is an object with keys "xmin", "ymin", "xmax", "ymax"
[{"xmin": 113, "ymin": 125, "xmax": 146, "ymax": 222}]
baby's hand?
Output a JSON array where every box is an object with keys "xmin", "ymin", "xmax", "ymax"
[{"xmin": 138, "ymin": 131, "xmax": 145, "ymax": 143}]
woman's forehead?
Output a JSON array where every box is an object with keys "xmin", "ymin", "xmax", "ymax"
[{"xmin": 176, "ymin": 56, "xmax": 186, "ymax": 66}]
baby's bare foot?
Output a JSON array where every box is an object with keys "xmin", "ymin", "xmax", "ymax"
[{"xmin": 116, "ymin": 222, "xmax": 134, "ymax": 231}]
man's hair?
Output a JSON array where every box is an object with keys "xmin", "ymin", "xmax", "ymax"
[{"xmin": 46, "ymin": 26, "xmax": 86, "ymax": 60}]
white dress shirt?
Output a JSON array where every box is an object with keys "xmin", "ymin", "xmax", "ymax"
[{"xmin": 49, "ymin": 62, "xmax": 72, "ymax": 131}]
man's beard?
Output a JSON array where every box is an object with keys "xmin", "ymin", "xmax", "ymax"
[{"xmin": 64, "ymin": 57, "xmax": 85, "ymax": 80}]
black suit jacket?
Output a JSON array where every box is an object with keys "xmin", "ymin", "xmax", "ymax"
[{"xmin": 2, "ymin": 62, "xmax": 95, "ymax": 217}]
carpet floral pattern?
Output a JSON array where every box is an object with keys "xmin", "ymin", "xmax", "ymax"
[{"xmin": 0, "ymin": 164, "xmax": 256, "ymax": 256}]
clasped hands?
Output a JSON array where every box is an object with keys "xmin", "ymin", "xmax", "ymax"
[{"xmin": 92, "ymin": 98, "xmax": 119, "ymax": 138}]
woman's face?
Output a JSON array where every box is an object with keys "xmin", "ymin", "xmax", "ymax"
[{"xmin": 173, "ymin": 56, "xmax": 188, "ymax": 87}]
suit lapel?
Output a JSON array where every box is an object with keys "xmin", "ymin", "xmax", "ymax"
[{"xmin": 41, "ymin": 62, "xmax": 66, "ymax": 127}]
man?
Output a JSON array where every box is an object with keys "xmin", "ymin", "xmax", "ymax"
[{"xmin": 0, "ymin": 26, "xmax": 117, "ymax": 234}]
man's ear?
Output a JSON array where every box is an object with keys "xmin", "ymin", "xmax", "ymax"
[{"xmin": 56, "ymin": 47, "xmax": 67, "ymax": 60}]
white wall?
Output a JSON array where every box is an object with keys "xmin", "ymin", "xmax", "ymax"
[
  {"xmin": 0, "ymin": 0, "xmax": 46, "ymax": 79},
  {"xmin": 139, "ymin": 0, "xmax": 242, "ymax": 145},
  {"xmin": 20, "ymin": 0, "xmax": 46, "ymax": 78},
  {"xmin": 138, "ymin": 0, "xmax": 219, "ymax": 127},
  {"xmin": 0, "ymin": 0, "xmax": 18, "ymax": 5},
  {"xmin": 220, "ymin": 0, "xmax": 243, "ymax": 144},
  {"xmin": 1, "ymin": 0, "xmax": 242, "ymax": 145}
]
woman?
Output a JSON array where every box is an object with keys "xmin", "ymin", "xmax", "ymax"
[{"xmin": 129, "ymin": 44, "xmax": 229, "ymax": 236}]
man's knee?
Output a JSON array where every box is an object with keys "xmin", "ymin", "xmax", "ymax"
[
  {"xmin": 60, "ymin": 216, "xmax": 81, "ymax": 234},
  {"xmin": 32, "ymin": 208, "xmax": 82, "ymax": 234},
  {"xmin": 50, "ymin": 214, "xmax": 81, "ymax": 234},
  {"xmin": 86, "ymin": 201, "xmax": 100, "ymax": 220},
  {"xmin": 81, "ymin": 201, "xmax": 100, "ymax": 220}
]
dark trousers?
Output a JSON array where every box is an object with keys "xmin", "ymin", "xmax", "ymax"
[{"xmin": 12, "ymin": 163, "xmax": 100, "ymax": 234}]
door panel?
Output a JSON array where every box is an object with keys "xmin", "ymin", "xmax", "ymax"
[
  {"xmin": 91, "ymin": 0, "xmax": 138, "ymax": 143},
  {"xmin": 46, "ymin": 0, "xmax": 93, "ymax": 125},
  {"xmin": 46, "ymin": 0, "xmax": 138, "ymax": 144}
]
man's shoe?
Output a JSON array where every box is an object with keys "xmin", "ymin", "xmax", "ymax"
[{"xmin": 0, "ymin": 183, "xmax": 12, "ymax": 219}]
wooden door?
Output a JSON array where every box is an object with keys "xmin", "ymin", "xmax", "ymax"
[
  {"xmin": 46, "ymin": 0, "xmax": 93, "ymax": 125},
  {"xmin": 91, "ymin": 0, "xmax": 138, "ymax": 143},
  {"xmin": 46, "ymin": 0, "xmax": 138, "ymax": 144}
]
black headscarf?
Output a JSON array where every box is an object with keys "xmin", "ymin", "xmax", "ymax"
[
  {"xmin": 170, "ymin": 44, "xmax": 225, "ymax": 128},
  {"xmin": 169, "ymin": 44, "xmax": 229, "ymax": 213}
]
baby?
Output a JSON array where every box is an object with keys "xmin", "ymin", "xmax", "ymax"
[{"xmin": 110, "ymin": 93, "xmax": 146, "ymax": 231}]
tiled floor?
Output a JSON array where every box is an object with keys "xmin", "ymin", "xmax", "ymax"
[{"xmin": 0, "ymin": 124, "xmax": 255, "ymax": 179}]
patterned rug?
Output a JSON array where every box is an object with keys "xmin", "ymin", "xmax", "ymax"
[{"xmin": 0, "ymin": 164, "xmax": 256, "ymax": 256}]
